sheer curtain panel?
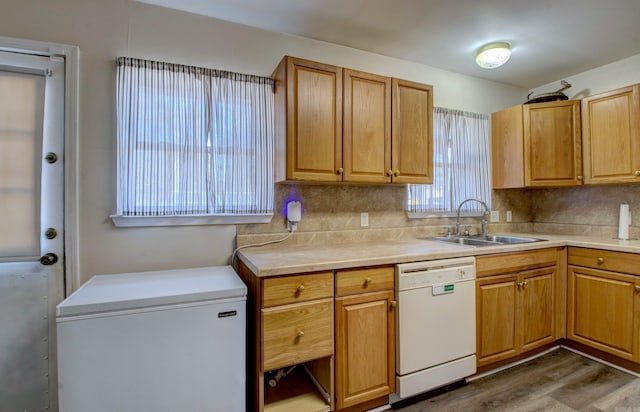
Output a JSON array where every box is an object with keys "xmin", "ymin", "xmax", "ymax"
[
  {"xmin": 114, "ymin": 58, "xmax": 274, "ymax": 226},
  {"xmin": 408, "ymin": 108, "xmax": 490, "ymax": 216}
]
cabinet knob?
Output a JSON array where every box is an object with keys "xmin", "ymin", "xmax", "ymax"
[
  {"xmin": 577, "ymin": 175, "xmax": 583, "ymax": 181},
  {"xmin": 364, "ymin": 277, "xmax": 372, "ymax": 286},
  {"xmin": 635, "ymin": 285, "xmax": 640, "ymax": 293},
  {"xmin": 597, "ymin": 257, "xmax": 605, "ymax": 264},
  {"xmin": 394, "ymin": 170, "xmax": 400, "ymax": 177},
  {"xmin": 635, "ymin": 171, "xmax": 640, "ymax": 177},
  {"xmin": 337, "ymin": 167, "xmax": 344, "ymax": 174},
  {"xmin": 390, "ymin": 300, "xmax": 397, "ymax": 309},
  {"xmin": 296, "ymin": 331, "xmax": 305, "ymax": 339},
  {"xmin": 296, "ymin": 284, "xmax": 305, "ymax": 294},
  {"xmin": 386, "ymin": 170, "xmax": 393, "ymax": 177}
]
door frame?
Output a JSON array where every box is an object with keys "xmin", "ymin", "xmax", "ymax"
[{"xmin": 0, "ymin": 35, "xmax": 80, "ymax": 295}]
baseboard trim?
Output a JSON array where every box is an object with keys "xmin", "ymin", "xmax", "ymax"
[{"xmin": 560, "ymin": 345, "xmax": 640, "ymax": 378}]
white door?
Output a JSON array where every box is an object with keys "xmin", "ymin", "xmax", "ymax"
[{"xmin": 0, "ymin": 50, "xmax": 65, "ymax": 411}]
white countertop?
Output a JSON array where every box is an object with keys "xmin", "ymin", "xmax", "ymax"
[{"xmin": 237, "ymin": 233, "xmax": 640, "ymax": 277}]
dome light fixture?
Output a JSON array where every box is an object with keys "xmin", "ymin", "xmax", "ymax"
[{"xmin": 476, "ymin": 42, "xmax": 511, "ymax": 69}]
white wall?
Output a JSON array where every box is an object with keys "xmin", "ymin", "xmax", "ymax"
[
  {"xmin": 532, "ymin": 53, "xmax": 640, "ymax": 99},
  {"xmin": 1, "ymin": 0, "xmax": 525, "ymax": 286}
]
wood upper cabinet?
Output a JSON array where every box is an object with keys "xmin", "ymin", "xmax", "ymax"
[
  {"xmin": 476, "ymin": 248, "xmax": 564, "ymax": 368},
  {"xmin": 581, "ymin": 84, "xmax": 640, "ymax": 184},
  {"xmin": 274, "ymin": 56, "xmax": 433, "ymax": 184},
  {"xmin": 567, "ymin": 247, "xmax": 640, "ymax": 362},
  {"xmin": 343, "ymin": 69, "xmax": 391, "ymax": 183},
  {"xmin": 273, "ymin": 56, "xmax": 342, "ymax": 182},
  {"xmin": 492, "ymin": 100, "xmax": 582, "ymax": 188},
  {"xmin": 334, "ymin": 266, "xmax": 395, "ymax": 410},
  {"xmin": 391, "ymin": 79, "xmax": 433, "ymax": 184}
]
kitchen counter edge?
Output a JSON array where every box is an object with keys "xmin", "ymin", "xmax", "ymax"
[{"xmin": 237, "ymin": 233, "xmax": 640, "ymax": 277}]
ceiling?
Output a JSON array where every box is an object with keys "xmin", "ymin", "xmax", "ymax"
[{"xmin": 136, "ymin": 0, "xmax": 640, "ymax": 89}]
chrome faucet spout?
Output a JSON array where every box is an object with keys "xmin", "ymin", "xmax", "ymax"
[{"xmin": 455, "ymin": 198, "xmax": 491, "ymax": 236}]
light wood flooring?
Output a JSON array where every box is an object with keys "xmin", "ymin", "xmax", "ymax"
[{"xmin": 393, "ymin": 349, "xmax": 640, "ymax": 412}]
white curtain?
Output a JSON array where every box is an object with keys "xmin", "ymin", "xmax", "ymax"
[
  {"xmin": 408, "ymin": 107, "xmax": 490, "ymax": 214},
  {"xmin": 116, "ymin": 58, "xmax": 274, "ymax": 216}
]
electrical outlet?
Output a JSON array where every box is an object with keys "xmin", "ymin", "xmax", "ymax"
[
  {"xmin": 506, "ymin": 210, "xmax": 513, "ymax": 222},
  {"xmin": 490, "ymin": 210, "xmax": 499, "ymax": 222},
  {"xmin": 360, "ymin": 212, "xmax": 369, "ymax": 227}
]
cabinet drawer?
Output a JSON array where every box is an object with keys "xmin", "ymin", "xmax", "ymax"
[
  {"xmin": 262, "ymin": 299, "xmax": 334, "ymax": 371},
  {"xmin": 568, "ymin": 247, "xmax": 640, "ymax": 276},
  {"xmin": 476, "ymin": 248, "xmax": 558, "ymax": 277},
  {"xmin": 262, "ymin": 271, "xmax": 334, "ymax": 307},
  {"xmin": 335, "ymin": 266, "xmax": 394, "ymax": 297}
]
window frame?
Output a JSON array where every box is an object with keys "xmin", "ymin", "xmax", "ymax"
[{"xmin": 111, "ymin": 58, "xmax": 274, "ymax": 227}]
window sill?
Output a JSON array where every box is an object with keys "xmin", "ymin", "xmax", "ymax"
[{"xmin": 110, "ymin": 213, "xmax": 273, "ymax": 227}]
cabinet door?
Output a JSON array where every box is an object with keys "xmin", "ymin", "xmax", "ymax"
[
  {"xmin": 567, "ymin": 265, "xmax": 640, "ymax": 362},
  {"xmin": 335, "ymin": 291, "xmax": 395, "ymax": 409},
  {"xmin": 391, "ymin": 79, "xmax": 433, "ymax": 184},
  {"xmin": 283, "ymin": 57, "xmax": 343, "ymax": 182},
  {"xmin": 476, "ymin": 274, "xmax": 519, "ymax": 366},
  {"xmin": 520, "ymin": 267, "xmax": 556, "ymax": 352},
  {"xmin": 523, "ymin": 100, "xmax": 582, "ymax": 187},
  {"xmin": 343, "ymin": 69, "xmax": 391, "ymax": 183},
  {"xmin": 491, "ymin": 105, "xmax": 524, "ymax": 189},
  {"xmin": 582, "ymin": 84, "xmax": 640, "ymax": 184}
]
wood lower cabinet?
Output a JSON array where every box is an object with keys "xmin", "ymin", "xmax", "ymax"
[
  {"xmin": 567, "ymin": 247, "xmax": 640, "ymax": 362},
  {"xmin": 492, "ymin": 100, "xmax": 582, "ymax": 188},
  {"xmin": 581, "ymin": 84, "xmax": 640, "ymax": 184},
  {"xmin": 273, "ymin": 55, "xmax": 432, "ymax": 184},
  {"xmin": 476, "ymin": 273, "xmax": 519, "ymax": 364},
  {"xmin": 238, "ymin": 261, "xmax": 395, "ymax": 412},
  {"xmin": 334, "ymin": 266, "xmax": 395, "ymax": 410},
  {"xmin": 476, "ymin": 248, "xmax": 565, "ymax": 368},
  {"xmin": 237, "ymin": 262, "xmax": 335, "ymax": 412}
]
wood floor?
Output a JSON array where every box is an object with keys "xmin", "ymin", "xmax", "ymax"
[{"xmin": 393, "ymin": 349, "xmax": 640, "ymax": 412}]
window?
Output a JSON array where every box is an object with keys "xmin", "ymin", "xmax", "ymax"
[
  {"xmin": 112, "ymin": 58, "xmax": 274, "ymax": 227},
  {"xmin": 407, "ymin": 107, "xmax": 491, "ymax": 216}
]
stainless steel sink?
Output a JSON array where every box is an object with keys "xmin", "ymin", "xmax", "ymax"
[
  {"xmin": 426, "ymin": 234, "xmax": 545, "ymax": 247},
  {"xmin": 477, "ymin": 235, "xmax": 546, "ymax": 244}
]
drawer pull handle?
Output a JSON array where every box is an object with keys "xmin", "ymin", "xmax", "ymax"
[
  {"xmin": 296, "ymin": 331, "xmax": 305, "ymax": 338},
  {"xmin": 364, "ymin": 277, "xmax": 373, "ymax": 286},
  {"xmin": 296, "ymin": 285, "xmax": 305, "ymax": 294},
  {"xmin": 597, "ymin": 257, "xmax": 605, "ymax": 264}
]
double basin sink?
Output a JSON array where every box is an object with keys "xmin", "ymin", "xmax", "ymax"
[{"xmin": 427, "ymin": 234, "xmax": 546, "ymax": 247}]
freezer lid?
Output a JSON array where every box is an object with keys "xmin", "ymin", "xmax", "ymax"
[{"xmin": 56, "ymin": 265, "xmax": 246, "ymax": 318}]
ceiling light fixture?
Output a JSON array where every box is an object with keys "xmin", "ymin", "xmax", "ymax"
[{"xmin": 475, "ymin": 42, "xmax": 511, "ymax": 69}]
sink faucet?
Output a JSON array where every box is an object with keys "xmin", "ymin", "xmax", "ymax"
[{"xmin": 455, "ymin": 198, "xmax": 491, "ymax": 236}]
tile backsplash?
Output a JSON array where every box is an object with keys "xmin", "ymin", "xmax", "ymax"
[
  {"xmin": 236, "ymin": 184, "xmax": 532, "ymax": 247},
  {"xmin": 236, "ymin": 183, "xmax": 640, "ymax": 247}
]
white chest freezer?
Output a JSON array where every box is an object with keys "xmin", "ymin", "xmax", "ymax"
[{"xmin": 56, "ymin": 266, "xmax": 246, "ymax": 412}]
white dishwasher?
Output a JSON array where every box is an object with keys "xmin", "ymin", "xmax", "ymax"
[
  {"xmin": 56, "ymin": 265, "xmax": 246, "ymax": 412},
  {"xmin": 394, "ymin": 256, "xmax": 476, "ymax": 401}
]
